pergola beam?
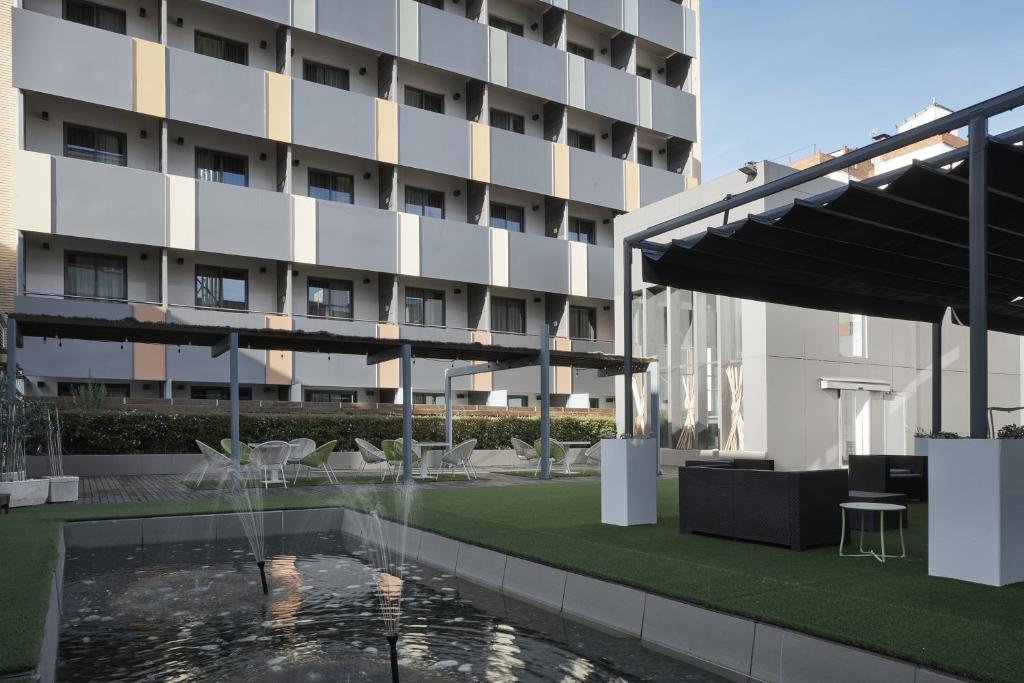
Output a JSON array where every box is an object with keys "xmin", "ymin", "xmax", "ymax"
[{"xmin": 366, "ymin": 346, "xmax": 403, "ymax": 366}]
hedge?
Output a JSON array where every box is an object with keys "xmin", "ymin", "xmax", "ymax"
[{"xmin": 57, "ymin": 410, "xmax": 617, "ymax": 454}]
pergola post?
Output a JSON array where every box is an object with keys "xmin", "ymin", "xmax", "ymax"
[
  {"xmin": 229, "ymin": 331, "xmax": 240, "ymax": 489},
  {"xmin": 649, "ymin": 360, "xmax": 661, "ymax": 474},
  {"xmin": 6, "ymin": 317, "xmax": 17, "ymax": 401},
  {"xmin": 444, "ymin": 372, "xmax": 453, "ymax": 448},
  {"xmin": 401, "ymin": 343, "xmax": 413, "ymax": 484},
  {"xmin": 622, "ymin": 241, "xmax": 634, "ymax": 436},
  {"xmin": 539, "ymin": 323, "xmax": 551, "ymax": 480},
  {"xmin": 968, "ymin": 116, "xmax": 988, "ymax": 438},
  {"xmin": 932, "ymin": 322, "xmax": 942, "ymax": 433}
]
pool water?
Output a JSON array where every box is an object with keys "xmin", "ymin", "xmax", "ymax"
[{"xmin": 58, "ymin": 531, "xmax": 724, "ymax": 682}]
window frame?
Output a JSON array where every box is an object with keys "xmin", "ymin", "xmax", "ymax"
[
  {"xmin": 404, "ymin": 186, "xmax": 445, "ymax": 219},
  {"xmin": 190, "ymin": 385, "xmax": 253, "ymax": 400},
  {"xmin": 567, "ymin": 129, "xmax": 596, "ymax": 152},
  {"xmin": 490, "ymin": 296, "xmax": 527, "ymax": 334},
  {"xmin": 194, "ymin": 30, "xmax": 249, "ymax": 65},
  {"xmin": 637, "ymin": 147, "xmax": 654, "ymax": 167},
  {"xmin": 489, "ymin": 15, "xmax": 524, "ymax": 36},
  {"xmin": 63, "ymin": 250, "xmax": 128, "ymax": 301},
  {"xmin": 306, "ymin": 277, "xmax": 354, "ymax": 320},
  {"xmin": 305, "ymin": 389, "xmax": 357, "ymax": 403},
  {"xmin": 568, "ymin": 216, "xmax": 597, "ymax": 245},
  {"xmin": 636, "ymin": 65, "xmax": 653, "ymax": 80},
  {"xmin": 404, "ymin": 85, "xmax": 445, "ymax": 114},
  {"xmin": 489, "ymin": 202, "xmax": 525, "ymax": 232},
  {"xmin": 569, "ymin": 305, "xmax": 598, "ymax": 340},
  {"xmin": 566, "ymin": 41, "xmax": 595, "ymax": 60},
  {"xmin": 490, "ymin": 108, "xmax": 525, "ymax": 134},
  {"xmin": 63, "ymin": 0, "xmax": 126, "ymax": 34},
  {"xmin": 194, "ymin": 264, "xmax": 249, "ymax": 311},
  {"xmin": 302, "ymin": 59, "xmax": 350, "ymax": 90},
  {"xmin": 195, "ymin": 147, "xmax": 249, "ymax": 187},
  {"xmin": 308, "ymin": 168, "xmax": 355, "ymax": 204},
  {"xmin": 405, "ymin": 287, "xmax": 446, "ymax": 327},
  {"xmin": 63, "ymin": 122, "xmax": 127, "ymax": 166}
]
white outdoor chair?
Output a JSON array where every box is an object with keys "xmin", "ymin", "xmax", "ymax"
[
  {"xmin": 578, "ymin": 440, "xmax": 602, "ymax": 467},
  {"xmin": 394, "ymin": 438, "xmax": 423, "ymax": 481},
  {"xmin": 194, "ymin": 440, "xmax": 231, "ymax": 486},
  {"xmin": 511, "ymin": 437, "xmax": 540, "ymax": 476},
  {"xmin": 440, "ymin": 439, "xmax": 478, "ymax": 480},
  {"xmin": 355, "ymin": 438, "xmax": 391, "ymax": 481},
  {"xmin": 286, "ymin": 438, "xmax": 316, "ymax": 476},
  {"xmin": 250, "ymin": 440, "xmax": 292, "ymax": 488}
]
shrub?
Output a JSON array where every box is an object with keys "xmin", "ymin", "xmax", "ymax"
[
  {"xmin": 56, "ymin": 410, "xmax": 617, "ymax": 454},
  {"xmin": 997, "ymin": 424, "xmax": 1024, "ymax": 439},
  {"xmin": 914, "ymin": 428, "xmax": 960, "ymax": 439}
]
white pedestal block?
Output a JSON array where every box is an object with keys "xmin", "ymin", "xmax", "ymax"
[
  {"xmin": 46, "ymin": 476, "xmax": 80, "ymax": 503},
  {"xmin": 600, "ymin": 438, "xmax": 658, "ymax": 526},
  {"xmin": 0, "ymin": 478, "xmax": 51, "ymax": 507},
  {"xmin": 929, "ymin": 438, "xmax": 1024, "ymax": 586}
]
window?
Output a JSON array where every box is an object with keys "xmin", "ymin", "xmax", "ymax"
[
  {"xmin": 63, "ymin": 124, "xmax": 126, "ymax": 166},
  {"xmin": 568, "ymin": 216, "xmax": 596, "ymax": 244},
  {"xmin": 306, "ymin": 389, "xmax": 356, "ymax": 403},
  {"xmin": 413, "ymin": 0, "xmax": 443, "ymax": 8},
  {"xmin": 303, "ymin": 60, "xmax": 350, "ymax": 90},
  {"xmin": 413, "ymin": 392, "xmax": 445, "ymax": 405},
  {"xmin": 195, "ymin": 265, "xmax": 248, "ymax": 310},
  {"xmin": 491, "ymin": 297, "xmax": 526, "ymax": 334},
  {"xmin": 489, "ymin": 15, "xmax": 524, "ymax": 36},
  {"xmin": 64, "ymin": 251, "xmax": 127, "ymax": 300},
  {"xmin": 637, "ymin": 148, "xmax": 654, "ymax": 167},
  {"xmin": 405, "ymin": 287, "xmax": 445, "ymax": 326},
  {"xmin": 308, "ymin": 169, "xmax": 354, "ymax": 204},
  {"xmin": 569, "ymin": 306, "xmax": 597, "ymax": 340},
  {"xmin": 64, "ymin": 0, "xmax": 126, "ymax": 34},
  {"xmin": 568, "ymin": 129, "xmax": 595, "ymax": 152},
  {"xmin": 194, "ymin": 31, "xmax": 248, "ymax": 65},
  {"xmin": 58, "ymin": 382, "xmax": 129, "ymax": 398},
  {"xmin": 636, "ymin": 65, "xmax": 652, "ymax": 80},
  {"xmin": 490, "ymin": 109, "xmax": 525, "ymax": 134},
  {"xmin": 567, "ymin": 42, "xmax": 594, "ymax": 60},
  {"xmin": 839, "ymin": 313, "xmax": 868, "ymax": 358},
  {"xmin": 307, "ymin": 278, "xmax": 354, "ymax": 319},
  {"xmin": 190, "ymin": 385, "xmax": 253, "ymax": 400},
  {"xmin": 404, "ymin": 186, "xmax": 445, "ymax": 218},
  {"xmin": 508, "ymin": 395, "xmax": 528, "ymax": 408},
  {"xmin": 490, "ymin": 203, "xmax": 524, "ymax": 232},
  {"xmin": 404, "ymin": 86, "xmax": 445, "ymax": 114},
  {"xmin": 195, "ymin": 148, "xmax": 248, "ymax": 186}
]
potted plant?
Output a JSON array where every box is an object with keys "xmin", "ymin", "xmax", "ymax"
[
  {"xmin": 0, "ymin": 398, "xmax": 49, "ymax": 507},
  {"xmin": 913, "ymin": 428, "xmax": 960, "ymax": 456},
  {"xmin": 41, "ymin": 406, "xmax": 78, "ymax": 503}
]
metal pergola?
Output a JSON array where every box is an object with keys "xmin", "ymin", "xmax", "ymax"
[
  {"xmin": 622, "ymin": 85, "xmax": 1024, "ymax": 440},
  {"xmin": 6, "ymin": 313, "xmax": 649, "ymax": 482}
]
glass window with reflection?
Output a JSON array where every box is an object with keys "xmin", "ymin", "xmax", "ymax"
[
  {"xmin": 568, "ymin": 216, "xmax": 596, "ymax": 244},
  {"xmin": 307, "ymin": 278, "xmax": 353, "ymax": 320},
  {"xmin": 308, "ymin": 170, "xmax": 354, "ymax": 204},
  {"xmin": 404, "ymin": 86, "xmax": 445, "ymax": 114},
  {"xmin": 568, "ymin": 129, "xmax": 595, "ymax": 152},
  {"xmin": 405, "ymin": 186, "xmax": 445, "ymax": 218},
  {"xmin": 405, "ymin": 287, "xmax": 445, "ymax": 326},
  {"xmin": 64, "ymin": 0, "xmax": 126, "ymax": 34},
  {"xmin": 195, "ymin": 265, "xmax": 247, "ymax": 310},
  {"xmin": 64, "ymin": 251, "xmax": 127, "ymax": 300},
  {"xmin": 64, "ymin": 124, "xmax": 127, "ymax": 166},
  {"xmin": 567, "ymin": 42, "xmax": 594, "ymax": 60},
  {"xmin": 306, "ymin": 389, "xmax": 356, "ymax": 403},
  {"xmin": 637, "ymin": 148, "xmax": 654, "ymax": 167},
  {"xmin": 569, "ymin": 305, "xmax": 597, "ymax": 340},
  {"xmin": 489, "ymin": 15, "xmax": 523, "ymax": 36},
  {"xmin": 303, "ymin": 60, "xmax": 349, "ymax": 90},
  {"xmin": 490, "ymin": 109, "xmax": 525, "ymax": 134},
  {"xmin": 490, "ymin": 203, "xmax": 524, "ymax": 232},
  {"xmin": 194, "ymin": 31, "xmax": 248, "ymax": 65},
  {"xmin": 491, "ymin": 297, "xmax": 526, "ymax": 334},
  {"xmin": 195, "ymin": 148, "xmax": 248, "ymax": 186}
]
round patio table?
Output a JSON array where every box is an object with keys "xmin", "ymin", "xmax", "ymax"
[{"xmin": 839, "ymin": 502, "xmax": 907, "ymax": 563}]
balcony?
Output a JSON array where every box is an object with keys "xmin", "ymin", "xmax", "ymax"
[
  {"xmin": 416, "ymin": 2, "xmax": 488, "ymax": 81},
  {"xmin": 586, "ymin": 244, "xmax": 615, "ymax": 300},
  {"xmin": 12, "ymin": 8, "xmax": 132, "ymax": 112},
  {"xmin": 419, "ymin": 218, "xmax": 491, "ymax": 286},
  {"xmin": 567, "ymin": 0, "xmax": 623, "ymax": 31},
  {"xmin": 202, "ymin": 0, "xmax": 291, "ymax": 25},
  {"xmin": 489, "ymin": 128, "xmax": 553, "ymax": 197},
  {"xmin": 584, "ymin": 60, "xmax": 637, "ymax": 126},
  {"xmin": 317, "ymin": 0, "xmax": 397, "ymax": 56},
  {"xmin": 292, "ymin": 80, "xmax": 377, "ymax": 159},
  {"xmin": 317, "ymin": 201, "xmax": 400, "ymax": 273},
  {"xmin": 506, "ymin": 231, "xmax": 570, "ymax": 295},
  {"xmin": 639, "ymin": 165, "xmax": 685, "ymax": 207},
  {"xmin": 501, "ymin": 30, "xmax": 568, "ymax": 104},
  {"xmin": 398, "ymin": 105, "xmax": 471, "ymax": 178},
  {"xmin": 167, "ymin": 48, "xmax": 265, "ymax": 138},
  {"xmin": 195, "ymin": 181, "xmax": 291, "ymax": 261},
  {"xmin": 638, "ymin": 1, "xmax": 697, "ymax": 57},
  {"xmin": 569, "ymin": 147, "xmax": 625, "ymax": 211},
  {"xmin": 650, "ymin": 81, "xmax": 697, "ymax": 141}
]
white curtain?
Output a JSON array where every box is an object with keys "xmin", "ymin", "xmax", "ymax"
[{"xmin": 723, "ymin": 364, "xmax": 744, "ymax": 451}]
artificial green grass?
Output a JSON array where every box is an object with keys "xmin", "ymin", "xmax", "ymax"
[
  {"xmin": 184, "ymin": 473, "xmax": 489, "ymax": 489},
  {"xmin": 503, "ymin": 468, "xmax": 600, "ymax": 479},
  {"xmin": 3, "ymin": 481, "xmax": 1024, "ymax": 681}
]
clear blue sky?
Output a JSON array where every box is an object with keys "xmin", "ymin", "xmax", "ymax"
[{"xmin": 699, "ymin": 1, "xmax": 1024, "ymax": 179}]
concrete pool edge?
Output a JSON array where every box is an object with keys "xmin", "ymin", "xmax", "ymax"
[{"xmin": 54, "ymin": 509, "xmax": 970, "ymax": 683}]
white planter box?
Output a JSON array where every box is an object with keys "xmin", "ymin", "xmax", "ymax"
[
  {"xmin": 600, "ymin": 438, "xmax": 658, "ymax": 526},
  {"xmin": 0, "ymin": 478, "xmax": 51, "ymax": 507},
  {"xmin": 929, "ymin": 438, "xmax": 1024, "ymax": 586},
  {"xmin": 913, "ymin": 437, "xmax": 929, "ymax": 457},
  {"xmin": 46, "ymin": 475, "xmax": 79, "ymax": 503}
]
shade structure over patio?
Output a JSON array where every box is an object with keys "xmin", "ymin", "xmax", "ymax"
[
  {"xmin": 6, "ymin": 313, "xmax": 649, "ymax": 483},
  {"xmin": 622, "ymin": 85, "xmax": 1024, "ymax": 439}
]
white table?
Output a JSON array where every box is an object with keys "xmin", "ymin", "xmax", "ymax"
[
  {"xmin": 839, "ymin": 502, "xmax": 907, "ymax": 563},
  {"xmin": 413, "ymin": 441, "xmax": 449, "ymax": 479}
]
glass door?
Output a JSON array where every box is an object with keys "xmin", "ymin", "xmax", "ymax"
[{"xmin": 839, "ymin": 389, "xmax": 871, "ymax": 466}]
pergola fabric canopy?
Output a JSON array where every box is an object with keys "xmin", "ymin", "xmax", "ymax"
[{"xmin": 640, "ymin": 139, "xmax": 1024, "ymax": 334}]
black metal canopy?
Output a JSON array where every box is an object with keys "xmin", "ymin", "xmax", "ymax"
[{"xmin": 640, "ymin": 139, "xmax": 1024, "ymax": 334}]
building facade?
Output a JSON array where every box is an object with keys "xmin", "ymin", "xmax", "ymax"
[
  {"xmin": 616, "ymin": 158, "xmax": 1024, "ymax": 471},
  {"xmin": 3, "ymin": 0, "xmax": 700, "ymax": 406}
]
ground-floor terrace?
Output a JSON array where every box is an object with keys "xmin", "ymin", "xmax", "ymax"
[{"xmin": 1, "ymin": 474, "xmax": 1019, "ymax": 683}]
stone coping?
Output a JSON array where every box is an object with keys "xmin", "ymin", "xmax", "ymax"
[{"xmin": 59, "ymin": 509, "xmax": 971, "ymax": 683}]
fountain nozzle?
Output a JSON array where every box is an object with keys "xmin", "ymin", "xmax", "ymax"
[
  {"xmin": 256, "ymin": 560, "xmax": 268, "ymax": 595},
  {"xmin": 386, "ymin": 634, "xmax": 400, "ymax": 683}
]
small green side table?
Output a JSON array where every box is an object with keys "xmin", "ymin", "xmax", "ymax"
[{"xmin": 839, "ymin": 502, "xmax": 906, "ymax": 563}]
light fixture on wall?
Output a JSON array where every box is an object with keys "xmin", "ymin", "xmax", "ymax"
[
  {"xmin": 259, "ymin": 152, "xmax": 267, "ymax": 161},
  {"xmin": 41, "ymin": 242, "xmax": 50, "ymax": 251},
  {"xmin": 362, "ymin": 277, "xmax": 371, "ymax": 284},
  {"xmin": 657, "ymin": 67, "xmax": 665, "ymax": 74},
  {"xmin": 140, "ymin": 253, "xmax": 148, "ymax": 261},
  {"xmin": 658, "ymin": 148, "xmax": 666, "ymax": 155},
  {"xmin": 363, "ymin": 172, "xmax": 372, "ymax": 180},
  {"xmin": 601, "ymin": 132, "xmax": 609, "ymax": 139},
  {"xmin": 531, "ymin": 113, "xmax": 540, "ymax": 120},
  {"xmin": 600, "ymin": 47, "xmax": 608, "ymax": 55},
  {"xmin": 530, "ymin": 22, "xmax": 538, "ymax": 31},
  {"xmin": 140, "ymin": 129, "xmax": 148, "ymax": 139},
  {"xmin": 533, "ymin": 296, "xmax": 542, "ymax": 303},
  {"xmin": 602, "ymin": 218, "xmax": 610, "ymax": 224},
  {"xmin": 37, "ymin": 380, "xmax": 47, "ymax": 388},
  {"xmin": 292, "ymin": 270, "xmax": 299, "ymax": 276},
  {"xmin": 175, "ymin": 17, "xmax": 183, "ymax": 27},
  {"xmin": 259, "ymin": 40, "xmax": 267, "ymax": 49},
  {"xmin": 138, "ymin": 7, "xmax": 146, "ymax": 17},
  {"xmin": 176, "ymin": 257, "xmax": 185, "ymax": 265},
  {"xmin": 454, "ymin": 288, "xmax": 462, "ymax": 294},
  {"xmin": 602, "ymin": 305, "xmax": 611, "ymax": 310},
  {"xmin": 292, "ymin": 158, "xmax": 300, "ymax": 166},
  {"xmin": 259, "ymin": 266, "xmax": 267, "ymax": 274},
  {"xmin": 453, "ymin": 189, "xmax": 461, "ymax": 197},
  {"xmin": 531, "ymin": 204, "xmax": 540, "ymax": 212},
  {"xmin": 359, "ymin": 67, "xmax": 367, "ymax": 75},
  {"xmin": 453, "ymin": 93, "xmax": 461, "ymax": 100},
  {"xmin": 457, "ymin": 393, "xmax": 465, "ymax": 399},
  {"xmin": 176, "ymin": 136, "xmax": 185, "ymax": 146},
  {"xmin": 40, "ymin": 111, "xmax": 48, "ymax": 121}
]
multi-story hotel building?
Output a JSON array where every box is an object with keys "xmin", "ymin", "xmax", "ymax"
[{"xmin": 1, "ymin": 0, "xmax": 700, "ymax": 406}]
